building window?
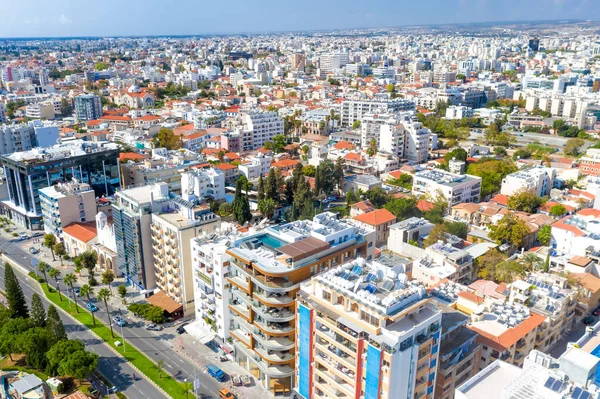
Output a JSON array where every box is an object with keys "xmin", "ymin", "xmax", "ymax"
[{"xmin": 323, "ymin": 291, "xmax": 331, "ymax": 302}]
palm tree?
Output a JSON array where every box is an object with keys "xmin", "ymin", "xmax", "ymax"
[
  {"xmin": 37, "ymin": 262, "xmax": 50, "ymax": 289},
  {"xmin": 521, "ymin": 253, "xmax": 542, "ymax": 271},
  {"xmin": 183, "ymin": 381, "xmax": 193, "ymax": 399},
  {"xmin": 258, "ymin": 198, "xmax": 276, "ymax": 219},
  {"xmin": 63, "ymin": 273, "xmax": 79, "ymax": 313},
  {"xmin": 98, "ymin": 288, "xmax": 114, "ymax": 338},
  {"xmin": 48, "ymin": 268, "xmax": 62, "ymax": 301},
  {"xmin": 80, "ymin": 284, "xmax": 95, "ymax": 325},
  {"xmin": 157, "ymin": 359, "xmax": 165, "ymax": 379}
]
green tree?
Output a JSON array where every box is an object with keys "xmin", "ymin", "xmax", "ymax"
[
  {"xmin": 48, "ymin": 268, "xmax": 62, "ymax": 301},
  {"xmin": 444, "ymin": 148, "xmax": 468, "ymax": 163},
  {"xmin": 60, "ymin": 98, "xmax": 72, "ymax": 116},
  {"xmin": 63, "ymin": 273, "xmax": 79, "ymax": 313},
  {"xmin": 258, "ymin": 198, "xmax": 277, "ymax": 219},
  {"xmin": 365, "ymin": 187, "xmax": 389, "ymax": 208},
  {"xmin": 18, "ymin": 327, "xmax": 55, "ymax": 370},
  {"xmin": 47, "ymin": 339, "xmax": 85, "ymax": 376},
  {"xmin": 59, "ymin": 347, "xmax": 99, "ymax": 383},
  {"xmin": 75, "ymin": 251, "xmax": 97, "ymax": 285},
  {"xmin": 152, "ymin": 127, "xmax": 182, "ymax": 150},
  {"xmin": 467, "ymin": 158, "xmax": 518, "ymax": 198},
  {"xmin": 232, "ymin": 179, "xmax": 252, "ymax": 225},
  {"xmin": 80, "ymin": 284, "xmax": 96, "ymax": 325},
  {"xmin": 352, "ymin": 120, "xmax": 361, "ymax": 130},
  {"xmin": 385, "ymin": 197, "xmax": 422, "ymax": 220},
  {"xmin": 37, "ymin": 262, "xmax": 51, "ymax": 289},
  {"xmin": 366, "ymin": 138, "xmax": 377, "ymax": 157},
  {"xmin": 44, "ymin": 234, "xmax": 57, "ymax": 261},
  {"xmin": 263, "ymin": 134, "xmax": 287, "ymax": 154},
  {"xmin": 257, "ymin": 175, "xmax": 265, "ymax": 201},
  {"xmin": 521, "ymin": 253, "xmax": 543, "ymax": 271},
  {"xmin": 508, "ymin": 190, "xmax": 544, "ymax": 213},
  {"xmin": 0, "ymin": 317, "xmax": 33, "ymax": 361},
  {"xmin": 5, "ymin": 263, "xmax": 29, "ymax": 318},
  {"xmin": 489, "ymin": 214, "xmax": 531, "ymax": 248},
  {"xmin": 46, "ymin": 305, "xmax": 67, "ymax": 341},
  {"xmin": 476, "ymin": 249, "xmax": 508, "ymax": 281},
  {"xmin": 302, "ymin": 165, "xmax": 316, "ymax": 177},
  {"xmin": 118, "ymin": 285, "xmax": 127, "ymax": 302},
  {"xmin": 95, "ymin": 62, "xmax": 108, "ymax": 71},
  {"xmin": 424, "ymin": 224, "xmax": 449, "ymax": 247},
  {"xmin": 444, "ymin": 221, "xmax": 469, "ymax": 239},
  {"xmin": 494, "ymin": 147, "xmax": 507, "ymax": 157},
  {"xmin": 538, "ymin": 225, "xmax": 552, "ymax": 246},
  {"xmin": 550, "ymin": 204, "xmax": 567, "ymax": 218},
  {"xmin": 101, "ymin": 269, "xmax": 115, "ymax": 294},
  {"xmin": 564, "ymin": 138, "xmax": 585, "ymax": 156},
  {"xmin": 388, "ymin": 174, "xmax": 413, "ymax": 190},
  {"xmin": 30, "ymin": 293, "xmax": 46, "ymax": 327},
  {"xmin": 157, "ymin": 358, "xmax": 166, "ymax": 379},
  {"xmin": 54, "ymin": 242, "xmax": 66, "ymax": 266},
  {"xmin": 98, "ymin": 288, "xmax": 114, "ymax": 338}
]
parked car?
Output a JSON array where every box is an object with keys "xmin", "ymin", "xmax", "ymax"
[
  {"xmin": 583, "ymin": 316, "xmax": 595, "ymax": 325},
  {"xmin": 18, "ymin": 233, "xmax": 31, "ymax": 240},
  {"xmin": 593, "ymin": 307, "xmax": 600, "ymax": 316},
  {"xmin": 176, "ymin": 324, "xmax": 187, "ymax": 334},
  {"xmin": 207, "ymin": 364, "xmax": 226, "ymax": 382},
  {"xmin": 145, "ymin": 324, "xmax": 163, "ymax": 331},
  {"xmin": 87, "ymin": 302, "xmax": 98, "ymax": 312},
  {"xmin": 32, "ymin": 232, "xmax": 44, "ymax": 238},
  {"xmin": 29, "ymin": 247, "xmax": 39, "ymax": 254},
  {"xmin": 219, "ymin": 388, "xmax": 235, "ymax": 399},
  {"xmin": 73, "ymin": 287, "xmax": 81, "ymax": 296},
  {"xmin": 113, "ymin": 316, "xmax": 127, "ymax": 326}
]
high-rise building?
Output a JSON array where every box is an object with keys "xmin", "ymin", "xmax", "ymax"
[
  {"xmin": 528, "ymin": 37, "xmax": 540, "ymax": 52},
  {"xmin": 0, "ymin": 121, "xmax": 58, "ymax": 156},
  {"xmin": 151, "ymin": 200, "xmax": 220, "ymax": 314},
  {"xmin": 112, "ymin": 183, "xmax": 169, "ymax": 290},
  {"xmin": 295, "ymin": 257, "xmax": 442, "ymax": 399},
  {"xmin": 74, "ymin": 93, "xmax": 102, "ymax": 121},
  {"xmin": 240, "ymin": 109, "xmax": 284, "ymax": 151},
  {"xmin": 0, "ymin": 141, "xmax": 120, "ymax": 229},
  {"xmin": 341, "ymin": 97, "xmax": 415, "ymax": 126},
  {"xmin": 319, "ymin": 53, "xmax": 349, "ymax": 73},
  {"xmin": 225, "ymin": 212, "xmax": 375, "ymax": 394},
  {"xmin": 39, "ymin": 180, "xmax": 97, "ymax": 237},
  {"xmin": 290, "ymin": 53, "xmax": 306, "ymax": 72}
]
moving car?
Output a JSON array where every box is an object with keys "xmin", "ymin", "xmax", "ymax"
[
  {"xmin": 145, "ymin": 323, "xmax": 163, "ymax": 331},
  {"xmin": 176, "ymin": 323, "xmax": 187, "ymax": 334},
  {"xmin": 113, "ymin": 316, "xmax": 127, "ymax": 326},
  {"xmin": 219, "ymin": 388, "xmax": 235, "ymax": 399},
  {"xmin": 73, "ymin": 287, "xmax": 81, "ymax": 296},
  {"xmin": 29, "ymin": 247, "xmax": 40, "ymax": 254},
  {"xmin": 583, "ymin": 316, "xmax": 595, "ymax": 325},
  {"xmin": 87, "ymin": 302, "xmax": 98, "ymax": 312}
]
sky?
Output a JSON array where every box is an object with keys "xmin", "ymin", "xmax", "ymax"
[{"xmin": 0, "ymin": 0, "xmax": 599, "ymax": 38}]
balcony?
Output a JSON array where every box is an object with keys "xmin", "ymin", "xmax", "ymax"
[
  {"xmin": 253, "ymin": 290, "xmax": 294, "ymax": 307},
  {"xmin": 230, "ymin": 328, "xmax": 252, "ymax": 347},
  {"xmin": 313, "ymin": 367, "xmax": 354, "ymax": 398},
  {"xmin": 254, "ymin": 345, "xmax": 294, "ymax": 364},
  {"xmin": 252, "ymin": 303, "xmax": 295, "ymax": 322},
  {"xmin": 228, "ymin": 275, "xmax": 251, "ymax": 293},
  {"xmin": 228, "ymin": 301, "xmax": 251, "ymax": 321},
  {"xmin": 315, "ymin": 351, "xmax": 356, "ymax": 381},
  {"xmin": 254, "ymin": 319, "xmax": 295, "ymax": 336},
  {"xmin": 252, "ymin": 331, "xmax": 295, "ymax": 351}
]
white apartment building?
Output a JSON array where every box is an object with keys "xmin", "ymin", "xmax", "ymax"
[
  {"xmin": 319, "ymin": 52, "xmax": 349, "ymax": 73},
  {"xmin": 25, "ymin": 102, "xmax": 55, "ymax": 119},
  {"xmin": 500, "ymin": 166, "xmax": 556, "ymax": 197},
  {"xmin": 238, "ymin": 153, "xmax": 272, "ymax": 180},
  {"xmin": 180, "ymin": 168, "xmax": 225, "ymax": 202},
  {"xmin": 404, "ymin": 120, "xmax": 432, "ymax": 164},
  {"xmin": 0, "ymin": 103, "xmax": 6, "ymax": 123},
  {"xmin": 39, "ymin": 180, "xmax": 97, "ymax": 237},
  {"xmin": 551, "ymin": 208, "xmax": 600, "ymax": 256},
  {"xmin": 456, "ymin": 348, "xmax": 599, "ymax": 399},
  {"xmin": 0, "ymin": 121, "xmax": 58, "ymax": 155},
  {"xmin": 445, "ymin": 106, "xmax": 474, "ymax": 120},
  {"xmin": 151, "ymin": 202, "xmax": 220, "ymax": 315},
  {"xmin": 413, "ymin": 170, "xmax": 482, "ymax": 210},
  {"xmin": 241, "ymin": 109, "xmax": 284, "ymax": 151},
  {"xmin": 340, "ymin": 97, "xmax": 416, "ymax": 126}
]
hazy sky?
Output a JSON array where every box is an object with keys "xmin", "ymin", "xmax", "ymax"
[{"xmin": 0, "ymin": 0, "xmax": 598, "ymax": 37}]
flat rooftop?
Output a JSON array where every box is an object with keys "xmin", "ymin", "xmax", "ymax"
[
  {"xmin": 456, "ymin": 360, "xmax": 522, "ymax": 399},
  {"xmin": 414, "ymin": 169, "xmax": 480, "ymax": 187}
]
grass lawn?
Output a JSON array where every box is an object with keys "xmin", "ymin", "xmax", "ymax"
[
  {"xmin": 0, "ymin": 354, "xmax": 50, "ymax": 381},
  {"xmin": 40, "ymin": 283, "xmax": 187, "ymax": 399}
]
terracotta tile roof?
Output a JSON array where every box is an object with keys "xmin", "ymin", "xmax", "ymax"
[
  {"xmin": 272, "ymin": 159, "xmax": 301, "ymax": 168},
  {"xmin": 343, "ymin": 152, "xmax": 363, "ymax": 162},
  {"xmin": 135, "ymin": 115, "xmax": 161, "ymax": 121},
  {"xmin": 225, "ymin": 152, "xmax": 241, "ymax": 160},
  {"xmin": 552, "ymin": 216, "xmax": 585, "ymax": 237},
  {"xmin": 353, "ymin": 209, "xmax": 397, "ymax": 226},
  {"xmin": 452, "ymin": 202, "xmax": 480, "ymax": 213},
  {"xmin": 119, "ymin": 152, "xmax": 147, "ymax": 162},
  {"xmin": 351, "ymin": 200, "xmax": 375, "ymax": 212},
  {"xmin": 539, "ymin": 201, "xmax": 575, "ymax": 213},
  {"xmin": 416, "ymin": 199, "xmax": 434, "ymax": 212},
  {"xmin": 457, "ymin": 291, "xmax": 485, "ymax": 304},
  {"xmin": 490, "ymin": 194, "xmax": 509, "ymax": 207},
  {"xmin": 63, "ymin": 391, "xmax": 89, "ymax": 399},
  {"xmin": 100, "ymin": 115, "xmax": 132, "ymax": 122},
  {"xmin": 63, "ymin": 222, "xmax": 97, "ymax": 243},
  {"xmin": 147, "ymin": 290, "xmax": 183, "ymax": 314},
  {"xmin": 569, "ymin": 256, "xmax": 593, "ymax": 267},
  {"xmin": 577, "ymin": 208, "xmax": 600, "ymax": 218},
  {"xmin": 470, "ymin": 311, "xmax": 546, "ymax": 351},
  {"xmin": 568, "ymin": 273, "xmax": 600, "ymax": 293},
  {"xmin": 386, "ymin": 170, "xmax": 403, "ymax": 179},
  {"xmin": 568, "ymin": 189, "xmax": 595, "ymax": 200},
  {"xmin": 216, "ymin": 163, "xmax": 238, "ymax": 171},
  {"xmin": 333, "ymin": 140, "xmax": 354, "ymax": 150}
]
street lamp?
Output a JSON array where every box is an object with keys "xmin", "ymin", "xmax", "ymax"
[{"xmin": 119, "ymin": 321, "xmax": 126, "ymax": 352}]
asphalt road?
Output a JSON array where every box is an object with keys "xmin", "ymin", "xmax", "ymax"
[
  {"xmin": 0, "ymin": 235, "xmax": 226, "ymax": 399},
  {"xmin": 0, "ymin": 260, "xmax": 168, "ymax": 399}
]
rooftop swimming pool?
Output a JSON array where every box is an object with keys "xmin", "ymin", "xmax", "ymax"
[
  {"xmin": 591, "ymin": 344, "xmax": 600, "ymax": 384},
  {"xmin": 256, "ymin": 234, "xmax": 286, "ymax": 249}
]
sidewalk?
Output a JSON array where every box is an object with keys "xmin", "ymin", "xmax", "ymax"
[{"xmin": 177, "ymin": 333, "xmax": 269, "ymax": 399}]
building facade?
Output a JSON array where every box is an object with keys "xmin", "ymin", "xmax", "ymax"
[
  {"xmin": 74, "ymin": 93, "xmax": 102, "ymax": 122},
  {"xmin": 39, "ymin": 180, "xmax": 97, "ymax": 237}
]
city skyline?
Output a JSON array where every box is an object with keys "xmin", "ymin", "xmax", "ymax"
[{"xmin": 0, "ymin": 0, "xmax": 599, "ymax": 38}]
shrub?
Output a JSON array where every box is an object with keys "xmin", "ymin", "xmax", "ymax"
[
  {"xmin": 28, "ymin": 271, "xmax": 45, "ymax": 283},
  {"xmin": 116, "ymin": 392, "xmax": 127, "ymax": 399},
  {"xmin": 12, "ymin": 232, "xmax": 18, "ymax": 237}
]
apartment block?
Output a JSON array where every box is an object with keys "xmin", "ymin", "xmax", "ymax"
[
  {"xmin": 341, "ymin": 97, "xmax": 415, "ymax": 127},
  {"xmin": 412, "ymin": 170, "xmax": 482, "ymax": 212},
  {"xmin": 238, "ymin": 153, "xmax": 272, "ymax": 180},
  {"xmin": 225, "ymin": 213, "xmax": 375, "ymax": 394},
  {"xmin": 74, "ymin": 93, "xmax": 102, "ymax": 121},
  {"xmin": 180, "ymin": 168, "xmax": 226, "ymax": 202},
  {"xmin": 0, "ymin": 121, "xmax": 58, "ymax": 155},
  {"xmin": 39, "ymin": 180, "xmax": 97, "ymax": 237},
  {"xmin": 296, "ymin": 257, "xmax": 442, "ymax": 399},
  {"xmin": 151, "ymin": 201, "xmax": 220, "ymax": 315},
  {"xmin": 241, "ymin": 109, "xmax": 284, "ymax": 151},
  {"xmin": 500, "ymin": 166, "xmax": 556, "ymax": 197}
]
